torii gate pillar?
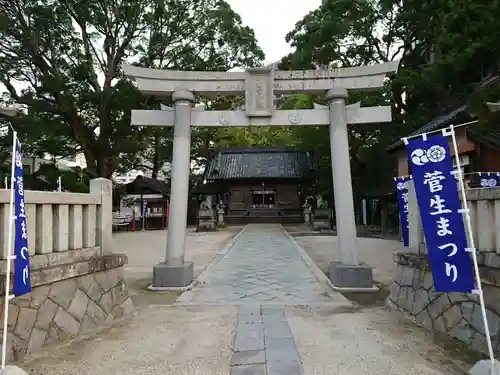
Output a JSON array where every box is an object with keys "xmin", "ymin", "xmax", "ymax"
[
  {"xmin": 327, "ymin": 88, "xmax": 372, "ymax": 289},
  {"xmin": 151, "ymin": 91, "xmax": 195, "ymax": 289}
]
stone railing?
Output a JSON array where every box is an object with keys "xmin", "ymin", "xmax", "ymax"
[
  {"xmin": 0, "ymin": 178, "xmax": 112, "ymax": 260},
  {"xmin": 0, "ymin": 178, "xmax": 133, "ymax": 361},
  {"xmin": 405, "ymin": 185, "xmax": 500, "ymax": 253},
  {"xmin": 464, "ymin": 188, "xmax": 500, "ymax": 252},
  {"xmin": 389, "ymin": 182, "xmax": 500, "ymax": 357}
]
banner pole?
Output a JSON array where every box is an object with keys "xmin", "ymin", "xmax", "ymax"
[
  {"xmin": 1, "ymin": 131, "xmax": 17, "ymax": 369},
  {"xmin": 449, "ymin": 125, "xmax": 496, "ymax": 373},
  {"xmin": 406, "ymin": 120, "xmax": 479, "ymax": 141}
]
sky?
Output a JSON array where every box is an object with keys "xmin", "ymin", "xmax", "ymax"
[
  {"xmin": 1, "ymin": 0, "xmax": 321, "ymax": 101},
  {"xmin": 225, "ymin": 0, "xmax": 322, "ymax": 65}
]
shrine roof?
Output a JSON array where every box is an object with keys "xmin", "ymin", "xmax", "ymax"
[
  {"xmin": 386, "ymin": 104, "xmax": 468, "ymax": 153},
  {"xmin": 204, "ymin": 148, "xmax": 317, "ymax": 180},
  {"xmin": 123, "ymin": 175, "xmax": 170, "ymax": 195},
  {"xmin": 387, "ymin": 69, "xmax": 500, "ymax": 153},
  {"xmin": 386, "ymin": 104, "xmax": 500, "ymax": 153},
  {"xmin": 467, "ymin": 127, "xmax": 500, "ymax": 150}
]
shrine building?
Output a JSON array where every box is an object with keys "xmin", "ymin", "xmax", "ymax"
[{"xmin": 197, "ymin": 148, "xmax": 317, "ymax": 225}]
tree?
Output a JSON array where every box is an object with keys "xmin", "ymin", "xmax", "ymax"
[
  {"xmin": 280, "ymin": 0, "xmax": 500, "ymax": 198},
  {"xmin": 0, "ymin": 0, "xmax": 264, "ymax": 178},
  {"xmin": 280, "ymin": 0, "xmax": 403, "ymax": 197},
  {"xmin": 131, "ymin": 0, "xmax": 265, "ymax": 178}
]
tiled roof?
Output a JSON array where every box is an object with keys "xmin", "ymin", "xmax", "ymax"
[
  {"xmin": 204, "ymin": 148, "xmax": 317, "ymax": 180},
  {"xmin": 124, "ymin": 176, "xmax": 170, "ymax": 195},
  {"xmin": 386, "ymin": 105, "xmax": 469, "ymax": 153},
  {"xmin": 387, "ymin": 69, "xmax": 500, "ymax": 153},
  {"xmin": 468, "ymin": 128, "xmax": 500, "ymax": 150}
]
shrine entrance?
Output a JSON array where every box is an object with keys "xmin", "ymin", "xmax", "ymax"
[
  {"xmin": 251, "ymin": 190, "xmax": 276, "ymax": 208},
  {"xmin": 123, "ymin": 61, "xmax": 398, "ymax": 290}
]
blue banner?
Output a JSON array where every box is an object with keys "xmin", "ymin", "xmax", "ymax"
[
  {"xmin": 13, "ymin": 138, "xmax": 31, "ymax": 296},
  {"xmin": 406, "ymin": 133, "xmax": 474, "ymax": 292},
  {"xmin": 394, "ymin": 177, "xmax": 411, "ymax": 247},
  {"xmin": 143, "ymin": 200, "xmax": 148, "ymax": 218},
  {"xmin": 478, "ymin": 173, "xmax": 500, "ymax": 188}
]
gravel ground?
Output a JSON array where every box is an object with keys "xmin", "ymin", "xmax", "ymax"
[
  {"xmin": 18, "ymin": 228, "xmax": 242, "ymax": 375},
  {"xmin": 290, "ymin": 233, "xmax": 475, "ymax": 374},
  {"xmin": 23, "ymin": 305, "xmax": 237, "ymax": 375},
  {"xmin": 14, "ymin": 226, "xmax": 475, "ymax": 375},
  {"xmin": 287, "ymin": 305, "xmax": 469, "ymax": 375},
  {"xmin": 293, "ymin": 235, "xmax": 403, "ymax": 286}
]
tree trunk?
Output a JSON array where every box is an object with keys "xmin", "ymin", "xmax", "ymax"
[{"xmin": 94, "ymin": 156, "xmax": 117, "ymax": 179}]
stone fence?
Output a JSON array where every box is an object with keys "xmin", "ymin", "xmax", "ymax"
[
  {"xmin": 0, "ymin": 178, "xmax": 133, "ymax": 361},
  {"xmin": 389, "ymin": 183, "xmax": 500, "ymax": 356}
]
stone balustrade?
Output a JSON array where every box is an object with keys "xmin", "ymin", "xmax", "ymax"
[
  {"xmin": 407, "ymin": 186, "xmax": 500, "ymax": 253},
  {"xmin": 0, "ymin": 178, "xmax": 112, "ymax": 259},
  {"xmin": 0, "ymin": 178, "xmax": 133, "ymax": 361},
  {"xmin": 464, "ymin": 188, "xmax": 500, "ymax": 252},
  {"xmin": 390, "ymin": 182, "xmax": 500, "ymax": 357}
]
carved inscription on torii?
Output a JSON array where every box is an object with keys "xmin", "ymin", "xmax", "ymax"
[{"xmin": 244, "ymin": 67, "xmax": 274, "ymax": 117}]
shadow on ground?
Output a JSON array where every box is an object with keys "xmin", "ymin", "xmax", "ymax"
[
  {"xmin": 127, "ymin": 277, "xmax": 180, "ymax": 307},
  {"xmin": 341, "ymin": 282, "xmax": 390, "ymax": 306}
]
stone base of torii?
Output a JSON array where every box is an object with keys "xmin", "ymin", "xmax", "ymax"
[{"xmin": 123, "ymin": 62, "xmax": 399, "ymax": 291}]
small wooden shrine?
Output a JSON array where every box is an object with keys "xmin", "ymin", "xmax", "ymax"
[
  {"xmin": 119, "ymin": 176, "xmax": 170, "ymax": 230},
  {"xmin": 198, "ymin": 148, "xmax": 317, "ymax": 224}
]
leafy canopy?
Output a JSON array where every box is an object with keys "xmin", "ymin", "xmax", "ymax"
[{"xmin": 0, "ymin": 0, "xmax": 265, "ymax": 178}]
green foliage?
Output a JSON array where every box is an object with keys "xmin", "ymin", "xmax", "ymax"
[
  {"xmin": 0, "ymin": 0, "xmax": 265, "ymax": 179},
  {"xmin": 3, "ymin": 0, "xmax": 500, "ymax": 201},
  {"xmin": 280, "ymin": 0, "xmax": 500, "ymax": 197},
  {"xmin": 25, "ymin": 164, "xmax": 91, "ymax": 193}
]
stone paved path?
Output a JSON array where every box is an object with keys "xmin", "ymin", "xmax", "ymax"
[
  {"xmin": 177, "ymin": 224, "xmax": 348, "ymax": 375},
  {"xmin": 231, "ymin": 306, "xmax": 305, "ymax": 375},
  {"xmin": 178, "ymin": 224, "xmax": 343, "ymax": 305}
]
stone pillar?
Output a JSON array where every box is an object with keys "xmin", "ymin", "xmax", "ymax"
[
  {"xmin": 326, "ymin": 88, "xmax": 373, "ymax": 289},
  {"xmin": 407, "ymin": 180, "xmax": 423, "ymax": 253},
  {"xmin": 216, "ymin": 201, "xmax": 225, "ymax": 227},
  {"xmin": 90, "ymin": 178, "xmax": 112, "ymax": 255},
  {"xmin": 362, "ymin": 199, "xmax": 367, "ymax": 225},
  {"xmin": 302, "ymin": 203, "xmax": 312, "ymax": 225},
  {"xmin": 153, "ymin": 90, "xmax": 195, "ymax": 288}
]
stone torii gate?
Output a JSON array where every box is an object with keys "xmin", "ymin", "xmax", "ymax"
[{"xmin": 123, "ymin": 62, "xmax": 399, "ymax": 290}]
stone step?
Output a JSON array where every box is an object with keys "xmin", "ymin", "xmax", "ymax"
[
  {"xmin": 248, "ymin": 209, "xmax": 279, "ymax": 217},
  {"xmin": 226, "ymin": 215, "xmax": 303, "ymax": 225}
]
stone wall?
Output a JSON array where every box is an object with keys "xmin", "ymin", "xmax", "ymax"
[
  {"xmin": 1, "ymin": 252, "xmax": 133, "ymax": 361},
  {"xmin": 0, "ymin": 178, "xmax": 134, "ymax": 360},
  {"xmin": 389, "ymin": 251, "xmax": 500, "ymax": 355},
  {"xmin": 389, "ymin": 184, "xmax": 500, "ymax": 355}
]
